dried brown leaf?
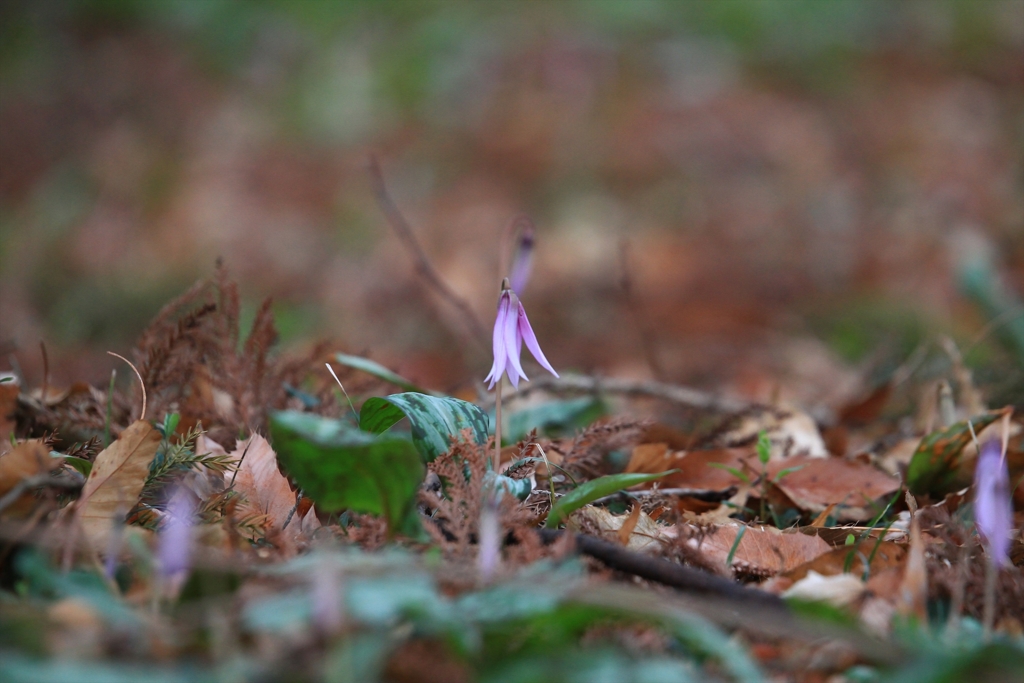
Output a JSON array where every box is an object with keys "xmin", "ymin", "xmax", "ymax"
[
  {"xmin": 660, "ymin": 448, "xmax": 753, "ymax": 491},
  {"xmin": 76, "ymin": 420, "xmax": 161, "ymax": 551},
  {"xmin": 684, "ymin": 523, "xmax": 831, "ymax": 577},
  {"xmin": 0, "ymin": 440, "xmax": 62, "ymax": 517},
  {"xmin": 767, "ymin": 456, "xmax": 900, "ymax": 520},
  {"xmin": 782, "ymin": 540, "xmax": 906, "ymax": 583},
  {"xmin": 617, "ymin": 501, "xmax": 642, "ymax": 546},
  {"xmin": 625, "ymin": 443, "xmax": 679, "ymax": 474}
]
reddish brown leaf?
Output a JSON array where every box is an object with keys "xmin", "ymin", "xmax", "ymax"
[
  {"xmin": 0, "ymin": 440, "xmax": 62, "ymax": 518},
  {"xmin": 782, "ymin": 540, "xmax": 906, "ymax": 582},
  {"xmin": 767, "ymin": 456, "xmax": 900, "ymax": 521},
  {"xmin": 661, "ymin": 448, "xmax": 754, "ymax": 491}
]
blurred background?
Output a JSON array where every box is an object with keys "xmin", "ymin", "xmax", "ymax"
[{"xmin": 1, "ymin": 0, "xmax": 1022, "ymax": 409}]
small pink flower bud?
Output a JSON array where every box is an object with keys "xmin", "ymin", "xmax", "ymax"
[{"xmin": 974, "ymin": 439, "xmax": 1012, "ymax": 568}]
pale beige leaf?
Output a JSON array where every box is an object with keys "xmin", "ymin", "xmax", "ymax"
[
  {"xmin": 226, "ymin": 434, "xmax": 296, "ymax": 532},
  {"xmin": 782, "ymin": 570, "xmax": 865, "ymax": 607},
  {"xmin": 77, "ymin": 420, "xmax": 161, "ymax": 551},
  {"xmin": 570, "ymin": 506, "xmax": 668, "ymax": 553}
]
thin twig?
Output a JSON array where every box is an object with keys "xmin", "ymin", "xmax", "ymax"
[
  {"xmin": 367, "ymin": 156, "xmax": 490, "ymax": 351},
  {"xmin": 500, "ymin": 373, "xmax": 754, "ymax": 414},
  {"xmin": 0, "ymin": 473, "xmax": 83, "ymax": 515},
  {"xmin": 281, "ymin": 491, "xmax": 302, "ymax": 531},
  {"xmin": 228, "ymin": 438, "xmax": 253, "ymax": 489},
  {"xmin": 107, "ymin": 352, "xmax": 146, "ymax": 422}
]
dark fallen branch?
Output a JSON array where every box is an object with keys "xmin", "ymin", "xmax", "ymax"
[
  {"xmin": 367, "ymin": 156, "xmax": 491, "ymax": 353},
  {"xmin": 505, "ymin": 373, "xmax": 757, "ymax": 414},
  {"xmin": 538, "ymin": 528, "xmax": 784, "ymax": 608}
]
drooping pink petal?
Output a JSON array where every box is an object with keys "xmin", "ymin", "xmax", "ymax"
[
  {"xmin": 974, "ymin": 439, "xmax": 1012, "ymax": 567},
  {"xmin": 503, "ymin": 293, "xmax": 527, "ymax": 387},
  {"xmin": 485, "ymin": 292, "xmax": 512, "ymax": 388},
  {"xmin": 517, "ymin": 303, "xmax": 558, "ymax": 378}
]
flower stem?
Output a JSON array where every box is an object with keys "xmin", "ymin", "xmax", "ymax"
[
  {"xmin": 494, "ymin": 378, "xmax": 503, "ymax": 472},
  {"xmin": 983, "ymin": 557, "xmax": 997, "ymax": 639}
]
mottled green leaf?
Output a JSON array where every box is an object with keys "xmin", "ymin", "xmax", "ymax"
[
  {"xmin": 334, "ymin": 353, "xmax": 431, "ymax": 394},
  {"xmin": 495, "ymin": 473, "xmax": 533, "ymax": 501},
  {"xmin": 907, "ymin": 410, "xmax": 1004, "ymax": 495},
  {"xmin": 360, "ymin": 393, "xmax": 489, "ymax": 462},
  {"xmin": 270, "ymin": 410, "xmax": 424, "ymax": 536},
  {"xmin": 545, "ymin": 471, "xmax": 675, "ymax": 528}
]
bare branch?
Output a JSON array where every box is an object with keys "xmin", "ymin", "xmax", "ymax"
[
  {"xmin": 502, "ymin": 373, "xmax": 756, "ymax": 414},
  {"xmin": 367, "ymin": 156, "xmax": 490, "ymax": 352}
]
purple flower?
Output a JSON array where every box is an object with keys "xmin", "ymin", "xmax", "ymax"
[
  {"xmin": 974, "ymin": 439, "xmax": 1012, "ymax": 567},
  {"xmin": 484, "ymin": 280, "xmax": 558, "ymax": 389},
  {"xmin": 157, "ymin": 487, "xmax": 197, "ymax": 580}
]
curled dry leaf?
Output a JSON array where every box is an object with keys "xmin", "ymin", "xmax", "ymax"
[
  {"xmin": 76, "ymin": 420, "xmax": 162, "ymax": 552},
  {"xmin": 684, "ymin": 523, "xmax": 831, "ymax": 577},
  {"xmin": 0, "ymin": 440, "xmax": 63, "ymax": 518}
]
